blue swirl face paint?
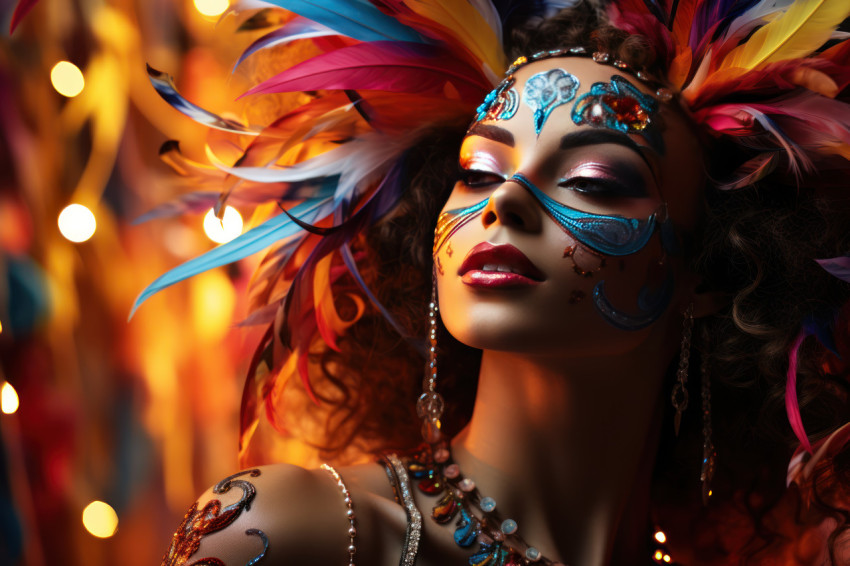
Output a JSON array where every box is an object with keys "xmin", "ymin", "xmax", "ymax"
[
  {"xmin": 591, "ymin": 272, "xmax": 673, "ymax": 331},
  {"xmin": 509, "ymin": 173, "xmax": 656, "ymax": 256},
  {"xmin": 521, "ymin": 69, "xmax": 580, "ymax": 135},
  {"xmin": 508, "ymin": 173, "xmax": 672, "ymax": 330},
  {"xmin": 475, "ymin": 78, "xmax": 519, "ymax": 123},
  {"xmin": 571, "ymin": 76, "xmax": 664, "ymax": 154}
]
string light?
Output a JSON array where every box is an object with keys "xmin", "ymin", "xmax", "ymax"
[
  {"xmin": 193, "ymin": 0, "xmax": 228, "ymax": 17},
  {"xmin": 654, "ymin": 530, "xmax": 667, "ymax": 544},
  {"xmin": 203, "ymin": 206, "xmax": 242, "ymax": 244},
  {"xmin": 50, "ymin": 61, "xmax": 85, "ymax": 97},
  {"xmin": 58, "ymin": 204, "xmax": 97, "ymax": 243},
  {"xmin": 82, "ymin": 501, "xmax": 119, "ymax": 538},
  {"xmin": 663, "ymin": 554, "xmax": 672, "ymax": 563},
  {"xmin": 1, "ymin": 382, "xmax": 19, "ymax": 414},
  {"xmin": 654, "ymin": 550, "xmax": 664, "ymax": 562}
]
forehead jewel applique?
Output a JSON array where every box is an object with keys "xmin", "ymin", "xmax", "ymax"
[
  {"xmin": 475, "ymin": 78, "xmax": 519, "ymax": 123},
  {"xmin": 572, "ymin": 76, "xmax": 664, "ymax": 154},
  {"xmin": 521, "ymin": 68, "xmax": 580, "ymax": 135}
]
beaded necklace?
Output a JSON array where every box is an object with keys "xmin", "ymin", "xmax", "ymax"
[{"xmin": 405, "ymin": 442, "xmax": 563, "ymax": 566}]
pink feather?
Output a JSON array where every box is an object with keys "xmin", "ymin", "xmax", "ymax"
[
  {"xmin": 786, "ymin": 331, "xmax": 814, "ymax": 455},
  {"xmin": 240, "ymin": 41, "xmax": 490, "ymax": 101}
]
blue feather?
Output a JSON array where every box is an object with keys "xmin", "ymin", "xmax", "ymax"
[
  {"xmin": 130, "ymin": 197, "xmax": 330, "ymax": 319},
  {"xmin": 260, "ymin": 0, "xmax": 426, "ymax": 43}
]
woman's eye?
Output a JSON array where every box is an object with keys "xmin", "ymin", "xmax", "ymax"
[
  {"xmin": 558, "ymin": 177, "xmax": 626, "ymax": 196},
  {"xmin": 459, "ymin": 169, "xmax": 506, "ymax": 188}
]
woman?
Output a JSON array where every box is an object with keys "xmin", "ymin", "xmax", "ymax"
[{"xmin": 148, "ymin": 1, "xmax": 850, "ymax": 564}]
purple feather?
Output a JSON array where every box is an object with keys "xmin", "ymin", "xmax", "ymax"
[{"xmin": 816, "ymin": 255, "xmax": 850, "ymax": 283}]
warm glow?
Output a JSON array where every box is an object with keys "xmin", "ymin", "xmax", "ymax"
[
  {"xmin": 1, "ymin": 383, "xmax": 19, "ymax": 414},
  {"xmin": 191, "ymin": 270, "xmax": 236, "ymax": 343},
  {"xmin": 193, "ymin": 0, "xmax": 228, "ymax": 17},
  {"xmin": 708, "ymin": 489, "xmax": 713, "ymax": 497},
  {"xmin": 50, "ymin": 61, "xmax": 85, "ymax": 97},
  {"xmin": 82, "ymin": 501, "xmax": 118, "ymax": 538},
  {"xmin": 663, "ymin": 555, "xmax": 672, "ymax": 563},
  {"xmin": 58, "ymin": 204, "xmax": 97, "ymax": 242},
  {"xmin": 654, "ymin": 550, "xmax": 664, "ymax": 562},
  {"xmin": 203, "ymin": 206, "xmax": 242, "ymax": 244},
  {"xmin": 654, "ymin": 530, "xmax": 667, "ymax": 544}
]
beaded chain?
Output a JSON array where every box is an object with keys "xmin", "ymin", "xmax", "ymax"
[
  {"xmin": 501, "ymin": 46, "xmax": 674, "ymax": 103},
  {"xmin": 321, "ymin": 464, "xmax": 357, "ymax": 566}
]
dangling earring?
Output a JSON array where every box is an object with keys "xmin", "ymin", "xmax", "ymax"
[
  {"xmin": 417, "ymin": 273, "xmax": 444, "ymax": 444},
  {"xmin": 671, "ymin": 303, "xmax": 694, "ymax": 436},
  {"xmin": 700, "ymin": 350, "xmax": 716, "ymax": 505}
]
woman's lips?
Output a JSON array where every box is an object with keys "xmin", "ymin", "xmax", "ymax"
[{"xmin": 458, "ymin": 243, "xmax": 545, "ymax": 288}]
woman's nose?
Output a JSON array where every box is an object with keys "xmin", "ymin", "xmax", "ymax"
[{"xmin": 481, "ymin": 176, "xmax": 543, "ymax": 232}]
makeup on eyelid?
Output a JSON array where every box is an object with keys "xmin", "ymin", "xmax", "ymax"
[{"xmin": 561, "ymin": 162, "xmax": 649, "ymax": 197}]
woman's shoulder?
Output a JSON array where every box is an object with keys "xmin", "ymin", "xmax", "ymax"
[{"xmin": 161, "ymin": 461, "xmax": 407, "ymax": 566}]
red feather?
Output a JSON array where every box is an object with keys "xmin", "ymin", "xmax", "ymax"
[
  {"xmin": 240, "ymin": 41, "xmax": 490, "ymax": 102},
  {"xmin": 10, "ymin": 0, "xmax": 39, "ymax": 33}
]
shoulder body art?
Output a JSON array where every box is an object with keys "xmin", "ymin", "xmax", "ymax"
[{"xmin": 162, "ymin": 469, "xmax": 269, "ymax": 566}]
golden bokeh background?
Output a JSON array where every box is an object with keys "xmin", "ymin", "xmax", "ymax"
[{"xmin": 0, "ymin": 0, "xmax": 271, "ymax": 563}]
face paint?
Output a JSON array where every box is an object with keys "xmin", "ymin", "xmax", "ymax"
[
  {"xmin": 509, "ymin": 173, "xmax": 656, "ymax": 256},
  {"xmin": 571, "ymin": 76, "xmax": 664, "ymax": 154},
  {"xmin": 563, "ymin": 244, "xmax": 606, "ymax": 277},
  {"xmin": 475, "ymin": 78, "xmax": 519, "ymax": 123},
  {"xmin": 591, "ymin": 270, "xmax": 673, "ymax": 331},
  {"xmin": 521, "ymin": 69, "xmax": 580, "ymax": 135},
  {"xmin": 433, "ymin": 198, "xmax": 488, "ymax": 256},
  {"xmin": 163, "ymin": 469, "xmax": 268, "ymax": 566}
]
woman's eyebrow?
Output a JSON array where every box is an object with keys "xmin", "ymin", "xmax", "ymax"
[
  {"xmin": 559, "ymin": 130, "xmax": 655, "ymax": 172},
  {"xmin": 466, "ymin": 123, "xmax": 515, "ymax": 147}
]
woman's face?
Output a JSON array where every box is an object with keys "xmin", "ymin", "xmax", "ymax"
[{"xmin": 435, "ymin": 57, "xmax": 705, "ymax": 357}]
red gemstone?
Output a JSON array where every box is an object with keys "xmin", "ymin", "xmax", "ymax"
[
  {"xmin": 601, "ymin": 95, "xmax": 648, "ymax": 129},
  {"xmin": 418, "ymin": 477, "xmax": 443, "ymax": 495}
]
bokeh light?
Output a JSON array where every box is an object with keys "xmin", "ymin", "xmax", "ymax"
[
  {"xmin": 50, "ymin": 61, "xmax": 85, "ymax": 97},
  {"xmin": 82, "ymin": 501, "xmax": 118, "ymax": 538},
  {"xmin": 58, "ymin": 204, "xmax": 97, "ymax": 243},
  {"xmin": 203, "ymin": 206, "xmax": 242, "ymax": 244},
  {"xmin": 1, "ymin": 382, "xmax": 19, "ymax": 414},
  {"xmin": 194, "ymin": 0, "xmax": 229, "ymax": 17},
  {"xmin": 654, "ymin": 530, "xmax": 667, "ymax": 544},
  {"xmin": 654, "ymin": 550, "xmax": 663, "ymax": 562}
]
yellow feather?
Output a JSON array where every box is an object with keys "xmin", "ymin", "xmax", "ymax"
[
  {"xmin": 721, "ymin": 0, "xmax": 850, "ymax": 72},
  {"xmin": 403, "ymin": 0, "xmax": 507, "ymax": 80}
]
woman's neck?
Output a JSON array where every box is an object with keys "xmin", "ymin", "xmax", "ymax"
[{"xmin": 451, "ymin": 346, "xmax": 669, "ymax": 566}]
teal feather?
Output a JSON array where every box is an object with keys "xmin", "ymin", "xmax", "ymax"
[
  {"xmin": 261, "ymin": 0, "xmax": 426, "ymax": 43},
  {"xmin": 129, "ymin": 197, "xmax": 330, "ymax": 319}
]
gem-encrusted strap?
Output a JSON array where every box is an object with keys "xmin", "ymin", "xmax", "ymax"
[
  {"xmin": 321, "ymin": 464, "xmax": 358, "ymax": 566},
  {"xmin": 385, "ymin": 453, "xmax": 423, "ymax": 566}
]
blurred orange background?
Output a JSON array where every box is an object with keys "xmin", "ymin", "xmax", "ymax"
[{"xmin": 0, "ymin": 0, "xmax": 272, "ymax": 563}]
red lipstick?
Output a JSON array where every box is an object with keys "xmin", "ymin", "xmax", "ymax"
[{"xmin": 458, "ymin": 243, "xmax": 545, "ymax": 288}]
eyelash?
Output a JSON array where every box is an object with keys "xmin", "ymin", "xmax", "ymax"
[
  {"xmin": 558, "ymin": 176, "xmax": 625, "ymax": 196},
  {"xmin": 458, "ymin": 167, "xmax": 506, "ymax": 188}
]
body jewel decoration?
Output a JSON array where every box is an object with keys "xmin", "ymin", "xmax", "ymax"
[
  {"xmin": 162, "ymin": 469, "xmax": 267, "ymax": 566},
  {"xmin": 572, "ymin": 76, "xmax": 664, "ymax": 154},
  {"xmin": 521, "ymin": 69, "xmax": 579, "ymax": 134},
  {"xmin": 509, "ymin": 173, "xmax": 656, "ymax": 256},
  {"xmin": 475, "ymin": 78, "xmax": 519, "ymax": 123}
]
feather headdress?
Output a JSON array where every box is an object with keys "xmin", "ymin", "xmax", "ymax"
[{"xmin": 137, "ymin": 0, "xmax": 850, "ymax": 456}]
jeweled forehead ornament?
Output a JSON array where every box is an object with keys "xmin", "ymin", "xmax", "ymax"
[{"xmin": 472, "ymin": 46, "xmax": 675, "ymax": 132}]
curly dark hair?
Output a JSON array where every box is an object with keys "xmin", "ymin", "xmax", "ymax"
[{"xmin": 269, "ymin": 2, "xmax": 850, "ymax": 562}]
